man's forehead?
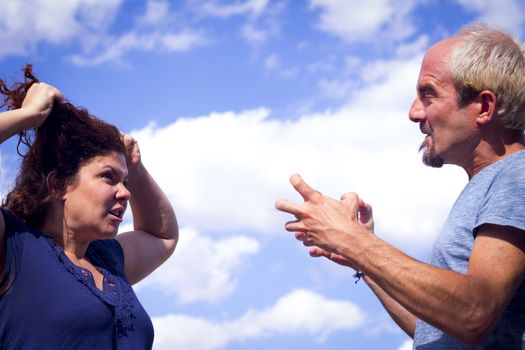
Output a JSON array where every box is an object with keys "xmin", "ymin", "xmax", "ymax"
[
  {"xmin": 417, "ymin": 37, "xmax": 460, "ymax": 86},
  {"xmin": 423, "ymin": 39, "xmax": 454, "ymax": 68}
]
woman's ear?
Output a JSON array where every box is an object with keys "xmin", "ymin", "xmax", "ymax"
[
  {"xmin": 45, "ymin": 171, "xmax": 65, "ymax": 201},
  {"xmin": 476, "ymin": 90, "xmax": 497, "ymax": 125}
]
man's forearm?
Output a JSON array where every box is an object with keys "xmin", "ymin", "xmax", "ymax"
[
  {"xmin": 342, "ymin": 233, "xmax": 509, "ymax": 346},
  {"xmin": 364, "ymin": 275, "xmax": 416, "ymax": 337}
]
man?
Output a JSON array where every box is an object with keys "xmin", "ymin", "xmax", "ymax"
[{"xmin": 275, "ymin": 23, "xmax": 525, "ymax": 349}]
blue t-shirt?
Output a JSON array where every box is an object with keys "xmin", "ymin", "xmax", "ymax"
[
  {"xmin": 413, "ymin": 150, "xmax": 525, "ymax": 349},
  {"xmin": 0, "ymin": 209, "xmax": 154, "ymax": 349}
]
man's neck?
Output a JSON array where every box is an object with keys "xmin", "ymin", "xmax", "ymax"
[{"xmin": 464, "ymin": 132, "xmax": 525, "ymax": 179}]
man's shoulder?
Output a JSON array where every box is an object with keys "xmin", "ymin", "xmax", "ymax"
[
  {"xmin": 499, "ymin": 149, "xmax": 525, "ymax": 168},
  {"xmin": 472, "ymin": 150, "xmax": 525, "ymax": 184}
]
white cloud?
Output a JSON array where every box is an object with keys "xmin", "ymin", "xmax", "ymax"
[
  {"xmin": 353, "ymin": 55, "xmax": 423, "ymax": 110},
  {"xmin": 264, "ymin": 53, "xmax": 280, "ymax": 70},
  {"xmin": 0, "ymin": 0, "xmax": 207, "ymax": 65},
  {"xmin": 397, "ymin": 338, "xmax": 413, "ymax": 350},
  {"xmin": 318, "ymin": 79, "xmax": 354, "ymax": 100},
  {"xmin": 0, "ymin": 0, "xmax": 284, "ymax": 63},
  {"xmin": 135, "ymin": 227, "xmax": 260, "ymax": 304},
  {"xmin": 152, "ymin": 289, "xmax": 364, "ymax": 350},
  {"xmin": 0, "ymin": 0, "xmax": 122, "ymax": 58},
  {"xmin": 68, "ymin": 29, "xmax": 206, "ymax": 66},
  {"xmin": 160, "ymin": 30, "xmax": 207, "ymax": 51},
  {"xmin": 130, "ymin": 52, "xmax": 466, "ymax": 252},
  {"xmin": 189, "ymin": 0, "xmax": 283, "ymax": 46},
  {"xmin": 344, "ymin": 56, "xmax": 362, "ymax": 72},
  {"xmin": 306, "ymin": 59, "xmax": 336, "ymax": 74},
  {"xmin": 454, "ymin": 0, "xmax": 525, "ymax": 36},
  {"xmin": 241, "ymin": 22, "xmax": 272, "ymax": 45},
  {"xmin": 130, "ymin": 109, "xmax": 461, "ymax": 254},
  {"xmin": 308, "ymin": 0, "xmax": 419, "ymax": 43},
  {"xmin": 197, "ymin": 0, "xmax": 270, "ymax": 18},
  {"xmin": 138, "ymin": 0, "xmax": 171, "ymax": 26},
  {"xmin": 263, "ymin": 54, "xmax": 299, "ymax": 77},
  {"xmin": 395, "ymin": 35, "xmax": 430, "ymax": 58}
]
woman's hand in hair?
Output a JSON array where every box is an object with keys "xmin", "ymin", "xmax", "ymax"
[
  {"xmin": 122, "ymin": 133, "xmax": 141, "ymax": 169},
  {"xmin": 0, "ymin": 82, "xmax": 63, "ymax": 144},
  {"xmin": 21, "ymin": 82, "xmax": 63, "ymax": 128}
]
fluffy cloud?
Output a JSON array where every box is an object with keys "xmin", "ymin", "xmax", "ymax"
[
  {"xmin": 138, "ymin": 0, "xmax": 171, "ymax": 26},
  {"xmin": 135, "ymin": 227, "xmax": 260, "ymax": 304},
  {"xmin": 132, "ymin": 108, "xmax": 464, "ymax": 251},
  {"xmin": 68, "ymin": 29, "xmax": 206, "ymax": 66},
  {"xmin": 125, "ymin": 53, "xmax": 464, "ymax": 307},
  {"xmin": 187, "ymin": 0, "xmax": 280, "ymax": 45},
  {"xmin": 454, "ymin": 0, "xmax": 525, "ymax": 36},
  {"xmin": 308, "ymin": 0, "xmax": 419, "ymax": 43},
  {"xmin": 152, "ymin": 289, "xmax": 364, "ymax": 350},
  {"xmin": 264, "ymin": 53, "xmax": 280, "ymax": 70},
  {"xmin": 318, "ymin": 78, "xmax": 354, "ymax": 100},
  {"xmin": 398, "ymin": 339, "xmax": 414, "ymax": 350},
  {"xmin": 68, "ymin": 0, "xmax": 207, "ymax": 66},
  {"xmin": 0, "ymin": 0, "xmax": 207, "ymax": 65},
  {"xmin": 196, "ymin": 0, "xmax": 270, "ymax": 18},
  {"xmin": 242, "ymin": 22, "xmax": 274, "ymax": 45},
  {"xmin": 131, "ymin": 51, "xmax": 465, "ymax": 252},
  {"xmin": 67, "ymin": 0, "xmax": 282, "ymax": 65},
  {"xmin": 0, "ymin": 0, "xmax": 122, "ymax": 58}
]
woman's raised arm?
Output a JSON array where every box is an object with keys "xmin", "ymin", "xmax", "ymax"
[
  {"xmin": 0, "ymin": 82, "xmax": 62, "ymax": 266},
  {"xmin": 0, "ymin": 83, "xmax": 63, "ymax": 144},
  {"xmin": 116, "ymin": 134, "xmax": 178, "ymax": 284}
]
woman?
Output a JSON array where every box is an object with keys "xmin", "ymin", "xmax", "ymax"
[{"xmin": 0, "ymin": 66, "xmax": 178, "ymax": 349}]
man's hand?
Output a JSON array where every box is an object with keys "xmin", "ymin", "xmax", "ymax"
[
  {"xmin": 275, "ymin": 173, "xmax": 372, "ymax": 263},
  {"xmin": 309, "ymin": 198, "xmax": 373, "ymax": 272}
]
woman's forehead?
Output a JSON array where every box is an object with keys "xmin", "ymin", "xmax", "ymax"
[{"xmin": 81, "ymin": 151, "xmax": 127, "ymax": 172}]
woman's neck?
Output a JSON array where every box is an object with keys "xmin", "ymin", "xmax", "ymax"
[{"xmin": 41, "ymin": 201, "xmax": 90, "ymax": 259}]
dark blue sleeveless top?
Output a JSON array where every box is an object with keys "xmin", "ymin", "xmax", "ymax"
[{"xmin": 0, "ymin": 209, "xmax": 154, "ymax": 349}]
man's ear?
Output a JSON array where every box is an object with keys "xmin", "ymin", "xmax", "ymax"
[{"xmin": 476, "ymin": 90, "xmax": 497, "ymax": 125}]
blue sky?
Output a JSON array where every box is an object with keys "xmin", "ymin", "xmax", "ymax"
[{"xmin": 1, "ymin": 1, "xmax": 525, "ymax": 349}]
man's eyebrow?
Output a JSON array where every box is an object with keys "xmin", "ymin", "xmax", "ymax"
[{"xmin": 418, "ymin": 83, "xmax": 437, "ymax": 95}]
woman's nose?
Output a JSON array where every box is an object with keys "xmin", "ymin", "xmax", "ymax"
[{"xmin": 116, "ymin": 183, "xmax": 131, "ymax": 201}]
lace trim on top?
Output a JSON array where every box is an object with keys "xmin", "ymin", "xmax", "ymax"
[{"xmin": 42, "ymin": 234, "xmax": 136, "ymax": 337}]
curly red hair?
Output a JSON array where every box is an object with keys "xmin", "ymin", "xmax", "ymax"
[{"xmin": 0, "ymin": 65, "xmax": 126, "ymax": 227}]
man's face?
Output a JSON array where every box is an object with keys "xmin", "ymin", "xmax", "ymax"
[{"xmin": 409, "ymin": 38, "xmax": 479, "ymax": 168}]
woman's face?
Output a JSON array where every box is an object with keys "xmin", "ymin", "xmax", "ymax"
[{"xmin": 62, "ymin": 151, "xmax": 130, "ymax": 240}]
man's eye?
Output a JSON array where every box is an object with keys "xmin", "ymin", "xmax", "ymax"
[{"xmin": 421, "ymin": 93, "xmax": 435, "ymax": 104}]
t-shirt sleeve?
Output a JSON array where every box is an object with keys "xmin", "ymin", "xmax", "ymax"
[
  {"xmin": 0, "ymin": 208, "xmax": 29, "ymax": 294},
  {"xmin": 89, "ymin": 239, "xmax": 127, "ymax": 279},
  {"xmin": 475, "ymin": 160, "xmax": 525, "ymax": 232},
  {"xmin": 1, "ymin": 208, "xmax": 27, "ymax": 237}
]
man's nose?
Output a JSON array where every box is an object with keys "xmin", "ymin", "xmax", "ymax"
[{"xmin": 408, "ymin": 98, "xmax": 425, "ymax": 123}]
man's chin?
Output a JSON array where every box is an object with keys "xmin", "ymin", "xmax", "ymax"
[{"xmin": 420, "ymin": 146, "xmax": 444, "ymax": 168}]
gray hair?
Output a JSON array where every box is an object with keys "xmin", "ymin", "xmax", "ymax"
[{"xmin": 449, "ymin": 23, "xmax": 525, "ymax": 130}]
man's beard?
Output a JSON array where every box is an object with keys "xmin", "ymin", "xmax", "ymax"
[{"xmin": 419, "ymin": 139, "xmax": 444, "ymax": 168}]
